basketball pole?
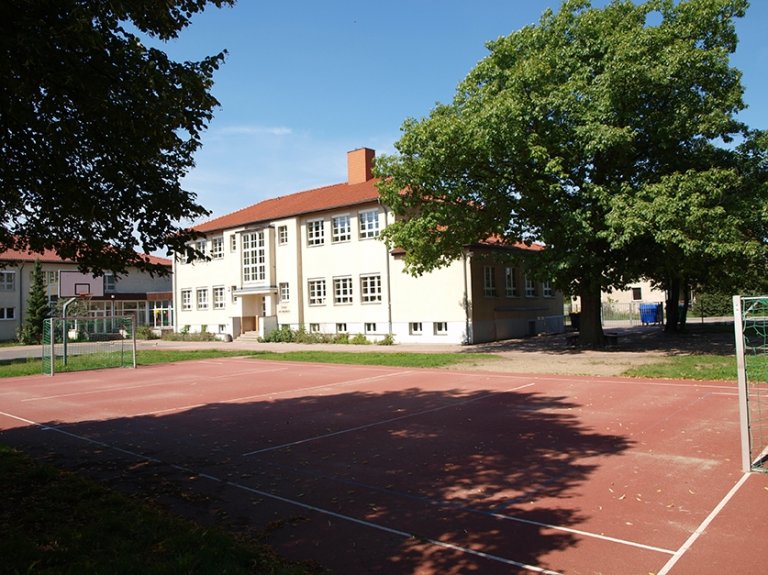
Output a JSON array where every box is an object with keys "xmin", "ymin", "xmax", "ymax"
[{"xmin": 61, "ymin": 297, "xmax": 77, "ymax": 366}]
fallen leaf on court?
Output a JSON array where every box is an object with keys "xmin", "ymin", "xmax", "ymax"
[{"xmin": 618, "ymin": 494, "xmax": 626, "ymax": 500}]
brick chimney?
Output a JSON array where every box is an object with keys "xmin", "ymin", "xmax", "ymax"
[{"xmin": 347, "ymin": 148, "xmax": 375, "ymax": 184}]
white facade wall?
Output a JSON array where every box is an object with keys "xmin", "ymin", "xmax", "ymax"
[{"xmin": 389, "ymin": 257, "xmax": 470, "ymax": 343}]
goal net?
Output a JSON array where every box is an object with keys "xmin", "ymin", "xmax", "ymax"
[
  {"xmin": 733, "ymin": 296, "xmax": 768, "ymax": 473},
  {"xmin": 42, "ymin": 316, "xmax": 136, "ymax": 375}
]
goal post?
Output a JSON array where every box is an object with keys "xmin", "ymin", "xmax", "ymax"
[
  {"xmin": 42, "ymin": 315, "xmax": 137, "ymax": 375},
  {"xmin": 733, "ymin": 295, "xmax": 768, "ymax": 473}
]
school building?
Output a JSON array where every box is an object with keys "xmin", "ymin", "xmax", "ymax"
[{"xmin": 173, "ymin": 148, "xmax": 564, "ymax": 344}]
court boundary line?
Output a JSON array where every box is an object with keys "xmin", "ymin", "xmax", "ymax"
[
  {"xmin": 655, "ymin": 471, "xmax": 752, "ymax": 575},
  {"xmin": 242, "ymin": 382, "xmax": 537, "ymax": 456},
  {"xmin": 0, "ymin": 408, "xmax": 567, "ymax": 574}
]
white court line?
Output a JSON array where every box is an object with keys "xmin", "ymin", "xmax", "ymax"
[
  {"xmin": 243, "ymin": 382, "xmax": 536, "ymax": 456},
  {"xmin": 655, "ymin": 472, "xmax": 752, "ymax": 575},
  {"xmin": 134, "ymin": 370, "xmax": 415, "ymax": 417},
  {"xmin": 0, "ymin": 405, "xmax": 672, "ymax": 573},
  {"xmin": 21, "ymin": 366, "xmax": 290, "ymax": 402},
  {"xmin": 1, "ymin": 408, "xmax": 564, "ymax": 574}
]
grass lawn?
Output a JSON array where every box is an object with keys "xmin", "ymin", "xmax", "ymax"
[
  {"xmin": 0, "ymin": 445, "xmax": 313, "ymax": 575},
  {"xmin": 0, "ymin": 349, "xmax": 496, "ymax": 377}
]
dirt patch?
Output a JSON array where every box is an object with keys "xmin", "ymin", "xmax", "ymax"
[{"xmin": 455, "ymin": 324, "xmax": 736, "ymax": 377}]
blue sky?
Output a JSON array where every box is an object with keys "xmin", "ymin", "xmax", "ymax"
[{"xmin": 159, "ymin": 1, "xmax": 768, "ymax": 223}]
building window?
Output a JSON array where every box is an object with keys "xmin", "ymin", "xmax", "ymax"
[
  {"xmin": 231, "ymin": 285, "xmax": 238, "ymax": 303},
  {"xmin": 505, "ymin": 267, "xmax": 518, "ymax": 297},
  {"xmin": 542, "ymin": 281, "xmax": 554, "ymax": 298},
  {"xmin": 359, "ymin": 210, "xmax": 380, "ymax": 239},
  {"xmin": 309, "ymin": 323, "xmax": 320, "ymax": 333},
  {"xmin": 103, "ymin": 273, "xmax": 116, "ymax": 293},
  {"xmin": 278, "ymin": 225, "xmax": 288, "ymax": 245},
  {"xmin": 242, "ymin": 231, "xmax": 266, "ymax": 282},
  {"xmin": 365, "ymin": 322, "xmax": 377, "ymax": 333},
  {"xmin": 525, "ymin": 275, "xmax": 536, "ymax": 297},
  {"xmin": 434, "ymin": 322, "xmax": 448, "ymax": 335},
  {"xmin": 195, "ymin": 239, "xmax": 207, "ymax": 255},
  {"xmin": 308, "ymin": 279, "xmax": 326, "ymax": 305},
  {"xmin": 484, "ymin": 266, "xmax": 497, "ymax": 297},
  {"xmin": 0, "ymin": 307, "xmax": 15, "ymax": 320},
  {"xmin": 336, "ymin": 323, "xmax": 347, "ymax": 333},
  {"xmin": 333, "ymin": 276, "xmax": 353, "ymax": 304},
  {"xmin": 632, "ymin": 287, "xmax": 642, "ymax": 301},
  {"xmin": 360, "ymin": 273, "xmax": 382, "ymax": 303},
  {"xmin": 409, "ymin": 322, "xmax": 423, "ymax": 335},
  {"xmin": 0, "ymin": 271, "xmax": 15, "ymax": 291},
  {"xmin": 230, "ymin": 234, "xmax": 237, "ymax": 252},
  {"xmin": 181, "ymin": 289, "xmax": 192, "ymax": 311},
  {"xmin": 279, "ymin": 282, "xmax": 290, "ymax": 303},
  {"xmin": 213, "ymin": 286, "xmax": 225, "ymax": 309},
  {"xmin": 307, "ymin": 219, "xmax": 325, "ymax": 246},
  {"xmin": 211, "ymin": 237, "xmax": 224, "ymax": 259},
  {"xmin": 332, "ymin": 215, "xmax": 351, "ymax": 243},
  {"xmin": 196, "ymin": 288, "xmax": 209, "ymax": 310}
]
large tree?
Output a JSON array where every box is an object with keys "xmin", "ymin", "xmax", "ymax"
[
  {"xmin": 376, "ymin": 0, "xmax": 767, "ymax": 346},
  {"xmin": 0, "ymin": 0, "xmax": 234, "ymax": 276}
]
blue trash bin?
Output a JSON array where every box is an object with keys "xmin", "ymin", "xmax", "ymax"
[{"xmin": 639, "ymin": 303, "xmax": 662, "ymax": 325}]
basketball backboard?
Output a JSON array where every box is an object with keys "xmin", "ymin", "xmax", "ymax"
[{"xmin": 58, "ymin": 270, "xmax": 105, "ymax": 297}]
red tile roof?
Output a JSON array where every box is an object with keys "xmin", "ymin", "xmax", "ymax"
[
  {"xmin": 194, "ymin": 178, "xmax": 381, "ymax": 233},
  {"xmin": 0, "ymin": 247, "xmax": 171, "ymax": 267}
]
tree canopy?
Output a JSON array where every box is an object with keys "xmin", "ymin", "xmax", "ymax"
[
  {"xmin": 375, "ymin": 0, "xmax": 768, "ymax": 345},
  {"xmin": 0, "ymin": 0, "xmax": 234, "ymax": 276}
]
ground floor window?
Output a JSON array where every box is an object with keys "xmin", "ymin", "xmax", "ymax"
[
  {"xmin": 409, "ymin": 322, "xmax": 423, "ymax": 335},
  {"xmin": 360, "ymin": 274, "xmax": 382, "ymax": 303},
  {"xmin": 181, "ymin": 289, "xmax": 192, "ymax": 310},
  {"xmin": 151, "ymin": 301, "xmax": 173, "ymax": 328},
  {"xmin": 434, "ymin": 322, "xmax": 448, "ymax": 335},
  {"xmin": 365, "ymin": 322, "xmax": 377, "ymax": 334},
  {"xmin": 0, "ymin": 307, "xmax": 15, "ymax": 320},
  {"xmin": 309, "ymin": 323, "xmax": 320, "ymax": 333},
  {"xmin": 308, "ymin": 279, "xmax": 326, "ymax": 305},
  {"xmin": 213, "ymin": 286, "xmax": 225, "ymax": 309},
  {"xmin": 336, "ymin": 323, "xmax": 347, "ymax": 332}
]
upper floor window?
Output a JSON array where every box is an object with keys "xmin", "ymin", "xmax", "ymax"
[
  {"xmin": 242, "ymin": 231, "xmax": 266, "ymax": 282},
  {"xmin": 278, "ymin": 225, "xmax": 289, "ymax": 245},
  {"xmin": 279, "ymin": 282, "xmax": 290, "ymax": 303},
  {"xmin": 483, "ymin": 266, "xmax": 497, "ymax": 297},
  {"xmin": 0, "ymin": 307, "xmax": 15, "ymax": 320},
  {"xmin": 103, "ymin": 273, "xmax": 116, "ymax": 293},
  {"xmin": 525, "ymin": 275, "xmax": 537, "ymax": 297},
  {"xmin": 0, "ymin": 271, "xmax": 15, "ymax": 291},
  {"xmin": 542, "ymin": 281, "xmax": 554, "ymax": 298},
  {"xmin": 230, "ymin": 234, "xmax": 237, "ymax": 252},
  {"xmin": 307, "ymin": 220, "xmax": 325, "ymax": 246},
  {"xmin": 632, "ymin": 287, "xmax": 642, "ymax": 301},
  {"xmin": 505, "ymin": 267, "xmax": 518, "ymax": 297},
  {"xmin": 360, "ymin": 274, "xmax": 382, "ymax": 303},
  {"xmin": 359, "ymin": 210, "xmax": 380, "ymax": 239},
  {"xmin": 195, "ymin": 239, "xmax": 207, "ymax": 255},
  {"xmin": 308, "ymin": 279, "xmax": 326, "ymax": 305},
  {"xmin": 211, "ymin": 237, "xmax": 224, "ymax": 259},
  {"xmin": 196, "ymin": 288, "xmax": 209, "ymax": 310},
  {"xmin": 213, "ymin": 286, "xmax": 225, "ymax": 309},
  {"xmin": 332, "ymin": 215, "xmax": 351, "ymax": 243},
  {"xmin": 333, "ymin": 276, "xmax": 353, "ymax": 304}
]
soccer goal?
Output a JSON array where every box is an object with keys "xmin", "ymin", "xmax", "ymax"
[
  {"xmin": 733, "ymin": 296, "xmax": 768, "ymax": 473},
  {"xmin": 42, "ymin": 315, "xmax": 137, "ymax": 375}
]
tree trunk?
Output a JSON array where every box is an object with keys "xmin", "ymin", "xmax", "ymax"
[
  {"xmin": 578, "ymin": 282, "xmax": 605, "ymax": 347},
  {"xmin": 679, "ymin": 282, "xmax": 690, "ymax": 330},
  {"xmin": 665, "ymin": 278, "xmax": 680, "ymax": 333}
]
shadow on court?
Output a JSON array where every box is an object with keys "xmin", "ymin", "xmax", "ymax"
[{"xmin": 1, "ymin": 386, "xmax": 633, "ymax": 574}]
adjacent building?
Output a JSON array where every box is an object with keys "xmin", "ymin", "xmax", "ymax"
[
  {"xmin": 173, "ymin": 148, "xmax": 564, "ymax": 344},
  {"xmin": 0, "ymin": 248, "xmax": 173, "ymax": 341}
]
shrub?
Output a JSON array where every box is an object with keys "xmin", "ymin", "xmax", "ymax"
[
  {"xmin": 350, "ymin": 333, "xmax": 370, "ymax": 345},
  {"xmin": 378, "ymin": 333, "xmax": 395, "ymax": 346},
  {"xmin": 136, "ymin": 325, "xmax": 158, "ymax": 340}
]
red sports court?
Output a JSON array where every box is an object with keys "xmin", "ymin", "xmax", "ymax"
[{"xmin": 1, "ymin": 358, "xmax": 766, "ymax": 574}]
